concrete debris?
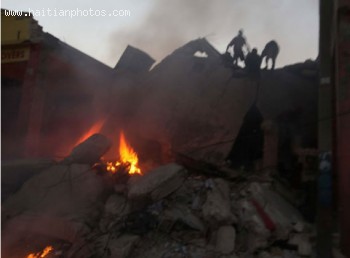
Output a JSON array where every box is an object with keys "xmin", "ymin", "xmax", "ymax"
[
  {"xmin": 215, "ymin": 225, "xmax": 236, "ymax": 254},
  {"xmin": 2, "ymin": 163, "xmax": 109, "ymax": 256},
  {"xmin": 202, "ymin": 179, "xmax": 236, "ymax": 226},
  {"xmin": 3, "ymin": 164, "xmax": 107, "ymax": 219},
  {"xmin": 104, "ymin": 194, "xmax": 128, "ymax": 216},
  {"xmin": 1, "ymin": 158, "xmax": 55, "ymax": 201},
  {"xmin": 288, "ymin": 233, "xmax": 312, "ymax": 256},
  {"xmin": 248, "ymin": 182, "xmax": 305, "ymax": 239},
  {"xmin": 108, "ymin": 234, "xmax": 140, "ymax": 258},
  {"xmin": 128, "ymin": 163, "xmax": 186, "ymax": 203},
  {"xmin": 292, "ymin": 222, "xmax": 305, "ymax": 233},
  {"xmin": 64, "ymin": 133, "xmax": 112, "ymax": 164},
  {"xmin": 236, "ymin": 198, "xmax": 271, "ymax": 251},
  {"xmin": 0, "ymin": 152, "xmax": 323, "ymax": 257},
  {"xmin": 333, "ymin": 248, "xmax": 347, "ymax": 258},
  {"xmin": 163, "ymin": 204, "xmax": 206, "ymax": 232}
]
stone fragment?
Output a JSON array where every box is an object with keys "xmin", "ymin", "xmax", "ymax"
[
  {"xmin": 105, "ymin": 194, "xmax": 127, "ymax": 216},
  {"xmin": 236, "ymin": 199, "xmax": 271, "ymax": 252},
  {"xmin": 1, "ymin": 158, "xmax": 54, "ymax": 201},
  {"xmin": 3, "ymin": 164, "xmax": 107, "ymax": 219},
  {"xmin": 288, "ymin": 233, "xmax": 312, "ymax": 256},
  {"xmin": 202, "ymin": 179, "xmax": 235, "ymax": 226},
  {"xmin": 215, "ymin": 225, "xmax": 236, "ymax": 254},
  {"xmin": 163, "ymin": 204, "xmax": 206, "ymax": 232},
  {"xmin": 109, "ymin": 234, "xmax": 140, "ymax": 258},
  {"xmin": 128, "ymin": 163, "xmax": 186, "ymax": 203},
  {"xmin": 248, "ymin": 182, "xmax": 305, "ymax": 239},
  {"xmin": 64, "ymin": 134, "xmax": 112, "ymax": 164}
]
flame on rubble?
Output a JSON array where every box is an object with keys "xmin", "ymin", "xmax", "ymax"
[
  {"xmin": 106, "ymin": 131, "xmax": 142, "ymax": 175},
  {"xmin": 26, "ymin": 246, "xmax": 53, "ymax": 258},
  {"xmin": 74, "ymin": 119, "xmax": 106, "ymax": 146}
]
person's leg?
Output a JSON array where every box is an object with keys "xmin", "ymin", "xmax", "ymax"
[
  {"xmin": 272, "ymin": 57, "xmax": 276, "ymax": 70},
  {"xmin": 264, "ymin": 57, "xmax": 269, "ymax": 70},
  {"xmin": 233, "ymin": 54, "xmax": 237, "ymax": 65}
]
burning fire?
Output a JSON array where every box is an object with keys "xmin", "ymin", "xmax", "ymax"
[
  {"xmin": 106, "ymin": 131, "xmax": 142, "ymax": 175},
  {"xmin": 74, "ymin": 119, "xmax": 106, "ymax": 146},
  {"xmin": 26, "ymin": 246, "xmax": 53, "ymax": 258}
]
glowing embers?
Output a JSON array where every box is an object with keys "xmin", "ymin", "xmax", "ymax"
[
  {"xmin": 103, "ymin": 131, "xmax": 142, "ymax": 175},
  {"xmin": 26, "ymin": 246, "xmax": 53, "ymax": 258}
]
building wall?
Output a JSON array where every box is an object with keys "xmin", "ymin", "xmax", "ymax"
[
  {"xmin": 336, "ymin": 3, "xmax": 350, "ymax": 255},
  {"xmin": 1, "ymin": 10, "xmax": 115, "ymax": 159}
]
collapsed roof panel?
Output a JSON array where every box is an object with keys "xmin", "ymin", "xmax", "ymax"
[{"xmin": 114, "ymin": 45, "xmax": 155, "ymax": 74}]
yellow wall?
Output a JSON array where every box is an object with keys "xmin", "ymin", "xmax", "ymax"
[{"xmin": 1, "ymin": 9, "xmax": 32, "ymax": 45}]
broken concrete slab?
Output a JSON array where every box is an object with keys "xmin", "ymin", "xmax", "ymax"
[
  {"xmin": 64, "ymin": 134, "xmax": 112, "ymax": 164},
  {"xmin": 236, "ymin": 199, "xmax": 271, "ymax": 251},
  {"xmin": 115, "ymin": 45, "xmax": 155, "ymax": 73},
  {"xmin": 288, "ymin": 233, "xmax": 313, "ymax": 256},
  {"xmin": 248, "ymin": 182, "xmax": 305, "ymax": 239},
  {"xmin": 1, "ymin": 213, "xmax": 86, "ymax": 258},
  {"xmin": 202, "ymin": 179, "xmax": 235, "ymax": 226},
  {"xmin": 109, "ymin": 234, "xmax": 140, "ymax": 258},
  {"xmin": 1, "ymin": 158, "xmax": 55, "ymax": 201},
  {"xmin": 215, "ymin": 225, "xmax": 236, "ymax": 254},
  {"xmin": 2, "ymin": 163, "xmax": 112, "ymax": 258},
  {"xmin": 163, "ymin": 204, "xmax": 206, "ymax": 232},
  {"xmin": 128, "ymin": 163, "xmax": 186, "ymax": 203},
  {"xmin": 3, "ymin": 163, "xmax": 108, "ymax": 221},
  {"xmin": 104, "ymin": 194, "xmax": 128, "ymax": 216}
]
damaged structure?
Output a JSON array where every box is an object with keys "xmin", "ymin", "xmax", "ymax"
[
  {"xmin": 2, "ymin": 1, "xmax": 350, "ymax": 257},
  {"xmin": 1, "ymin": 9, "xmax": 115, "ymax": 159}
]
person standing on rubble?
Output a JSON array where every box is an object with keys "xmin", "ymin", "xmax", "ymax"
[
  {"xmin": 226, "ymin": 29, "xmax": 250, "ymax": 67},
  {"xmin": 245, "ymin": 48, "xmax": 262, "ymax": 79}
]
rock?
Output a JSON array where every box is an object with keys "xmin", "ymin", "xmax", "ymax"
[
  {"xmin": 219, "ymin": 167, "xmax": 241, "ymax": 179},
  {"xmin": 105, "ymin": 194, "xmax": 127, "ymax": 216},
  {"xmin": 236, "ymin": 199, "xmax": 271, "ymax": 252},
  {"xmin": 202, "ymin": 179, "xmax": 235, "ymax": 226},
  {"xmin": 288, "ymin": 233, "xmax": 312, "ymax": 256},
  {"xmin": 215, "ymin": 225, "xmax": 236, "ymax": 254},
  {"xmin": 293, "ymin": 221, "xmax": 305, "ymax": 233},
  {"xmin": 1, "ymin": 158, "xmax": 54, "ymax": 201},
  {"xmin": 128, "ymin": 163, "xmax": 186, "ymax": 203},
  {"xmin": 64, "ymin": 134, "xmax": 112, "ymax": 164},
  {"xmin": 333, "ymin": 248, "xmax": 347, "ymax": 258},
  {"xmin": 163, "ymin": 204, "xmax": 206, "ymax": 232},
  {"xmin": 1, "ymin": 213, "xmax": 86, "ymax": 258},
  {"xmin": 109, "ymin": 234, "xmax": 140, "ymax": 258},
  {"xmin": 213, "ymin": 178, "xmax": 231, "ymax": 199},
  {"xmin": 248, "ymin": 182, "xmax": 305, "ymax": 239},
  {"xmin": 2, "ymin": 163, "xmax": 109, "ymax": 246}
]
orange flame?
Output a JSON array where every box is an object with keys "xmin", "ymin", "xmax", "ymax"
[
  {"xmin": 105, "ymin": 131, "xmax": 142, "ymax": 175},
  {"xmin": 119, "ymin": 131, "xmax": 141, "ymax": 174},
  {"xmin": 26, "ymin": 246, "xmax": 53, "ymax": 258},
  {"xmin": 74, "ymin": 119, "xmax": 106, "ymax": 146}
]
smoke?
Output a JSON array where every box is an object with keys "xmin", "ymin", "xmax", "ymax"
[{"xmin": 108, "ymin": 0, "xmax": 318, "ymax": 67}]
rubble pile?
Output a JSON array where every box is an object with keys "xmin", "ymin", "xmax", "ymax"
[{"xmin": 2, "ymin": 134, "xmax": 323, "ymax": 258}]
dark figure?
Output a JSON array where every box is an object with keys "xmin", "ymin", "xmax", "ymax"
[
  {"xmin": 261, "ymin": 40, "xmax": 279, "ymax": 70},
  {"xmin": 226, "ymin": 29, "xmax": 249, "ymax": 66},
  {"xmin": 245, "ymin": 48, "xmax": 262, "ymax": 78},
  {"xmin": 226, "ymin": 104, "xmax": 264, "ymax": 171}
]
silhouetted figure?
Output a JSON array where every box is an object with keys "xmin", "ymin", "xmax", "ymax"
[
  {"xmin": 245, "ymin": 48, "xmax": 262, "ymax": 78},
  {"xmin": 261, "ymin": 40, "xmax": 279, "ymax": 70},
  {"xmin": 226, "ymin": 29, "xmax": 249, "ymax": 67}
]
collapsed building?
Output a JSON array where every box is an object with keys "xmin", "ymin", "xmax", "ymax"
[
  {"xmin": 107, "ymin": 38, "xmax": 318, "ymax": 185},
  {"xmin": 2, "ymin": 4, "xmax": 349, "ymax": 258}
]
